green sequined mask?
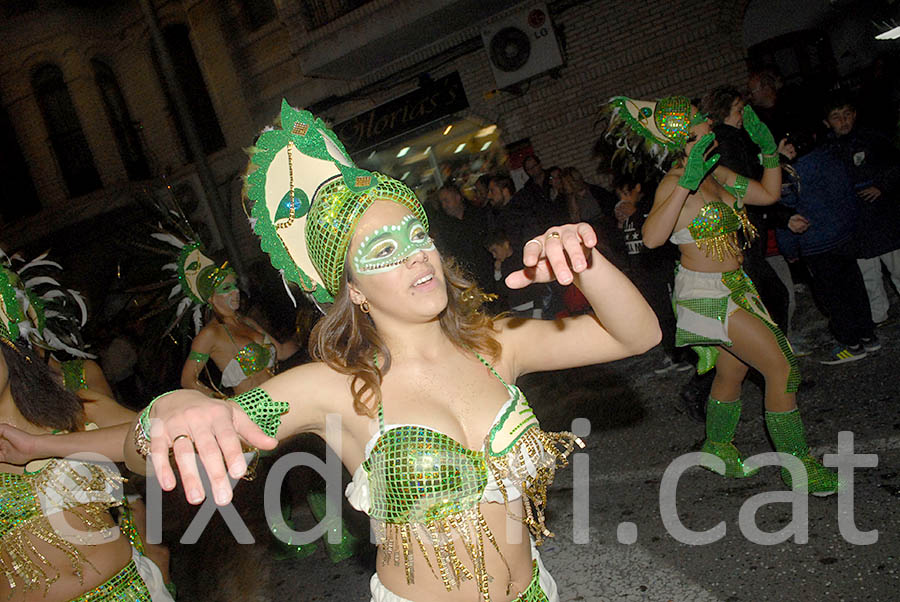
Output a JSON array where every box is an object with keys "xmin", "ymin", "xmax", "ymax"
[{"xmin": 352, "ymin": 215, "xmax": 435, "ymax": 275}]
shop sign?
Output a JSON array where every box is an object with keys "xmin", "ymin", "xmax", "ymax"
[{"xmin": 334, "ymin": 72, "xmax": 469, "ymax": 154}]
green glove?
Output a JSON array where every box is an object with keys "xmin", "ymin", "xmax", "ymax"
[
  {"xmin": 678, "ymin": 133, "xmax": 719, "ymax": 191},
  {"xmin": 742, "ymin": 105, "xmax": 776, "ymax": 155}
]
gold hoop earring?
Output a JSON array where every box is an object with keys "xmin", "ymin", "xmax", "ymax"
[{"xmin": 360, "ymin": 301, "xmax": 370, "ymax": 314}]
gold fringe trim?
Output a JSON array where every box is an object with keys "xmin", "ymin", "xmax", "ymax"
[
  {"xmin": 1, "ymin": 460, "xmax": 124, "ymax": 596},
  {"xmin": 376, "ymin": 505, "xmax": 508, "ymax": 602},
  {"xmin": 485, "ymin": 428, "xmax": 583, "ymax": 547},
  {"xmin": 694, "ymin": 232, "xmax": 743, "ymax": 262},
  {"xmin": 735, "ymin": 207, "xmax": 758, "ymax": 246}
]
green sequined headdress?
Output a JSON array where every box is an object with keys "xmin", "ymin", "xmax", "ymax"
[
  {"xmin": 601, "ymin": 96, "xmax": 708, "ymax": 171},
  {"xmin": 245, "ymin": 100, "xmax": 428, "ymax": 305}
]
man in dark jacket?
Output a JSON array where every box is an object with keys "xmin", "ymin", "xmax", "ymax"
[
  {"xmin": 777, "ymin": 128, "xmax": 878, "ymax": 364},
  {"xmin": 824, "ymin": 92, "xmax": 900, "ymax": 326}
]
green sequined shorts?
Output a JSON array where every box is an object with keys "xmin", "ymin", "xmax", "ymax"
[
  {"xmin": 673, "ymin": 265, "xmax": 800, "ymax": 393},
  {"xmin": 70, "ymin": 558, "xmax": 151, "ymax": 601}
]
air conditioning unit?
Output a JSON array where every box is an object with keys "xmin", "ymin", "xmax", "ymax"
[{"xmin": 481, "ymin": 3, "xmax": 564, "ymax": 89}]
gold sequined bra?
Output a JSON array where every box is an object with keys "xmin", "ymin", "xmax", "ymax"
[
  {"xmin": 344, "ymin": 353, "xmax": 583, "ymax": 601},
  {"xmin": 669, "ymin": 200, "xmax": 758, "ymax": 261},
  {"xmin": 1, "ymin": 458, "xmax": 124, "ymax": 597}
]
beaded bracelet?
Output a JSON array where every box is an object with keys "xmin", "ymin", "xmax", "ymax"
[
  {"xmin": 760, "ymin": 153, "xmax": 781, "ymax": 169},
  {"xmin": 134, "ymin": 391, "xmax": 177, "ymax": 458}
]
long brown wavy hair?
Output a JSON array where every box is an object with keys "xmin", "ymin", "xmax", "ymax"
[
  {"xmin": 1, "ymin": 339, "xmax": 84, "ymax": 431},
  {"xmin": 310, "ymin": 256, "xmax": 501, "ymax": 417}
]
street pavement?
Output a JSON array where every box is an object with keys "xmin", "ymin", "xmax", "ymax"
[{"xmin": 170, "ymin": 285, "xmax": 900, "ymax": 601}]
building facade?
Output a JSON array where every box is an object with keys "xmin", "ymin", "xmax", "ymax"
[{"xmin": 0, "ymin": 0, "xmax": 890, "ymax": 289}]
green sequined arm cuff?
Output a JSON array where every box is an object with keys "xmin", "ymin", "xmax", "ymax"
[
  {"xmin": 721, "ymin": 174, "xmax": 749, "ymax": 201},
  {"xmin": 760, "ymin": 153, "xmax": 781, "ymax": 169},
  {"xmin": 188, "ymin": 350, "xmax": 210, "ymax": 363},
  {"xmin": 230, "ymin": 388, "xmax": 290, "ymax": 438}
]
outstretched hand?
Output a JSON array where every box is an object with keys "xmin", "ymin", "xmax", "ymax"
[
  {"xmin": 678, "ymin": 133, "xmax": 719, "ymax": 191},
  {"xmin": 146, "ymin": 391, "xmax": 278, "ymax": 506},
  {"xmin": 0, "ymin": 423, "xmax": 40, "ymax": 466},
  {"xmin": 506, "ymin": 223, "xmax": 598, "ymax": 289}
]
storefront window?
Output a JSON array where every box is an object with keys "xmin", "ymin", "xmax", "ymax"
[{"xmin": 354, "ymin": 115, "xmax": 505, "ymax": 207}]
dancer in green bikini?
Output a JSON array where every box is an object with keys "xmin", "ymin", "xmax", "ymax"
[
  {"xmin": 124, "ymin": 101, "xmax": 660, "ymax": 601},
  {"xmin": 607, "ymin": 95, "xmax": 838, "ymax": 495}
]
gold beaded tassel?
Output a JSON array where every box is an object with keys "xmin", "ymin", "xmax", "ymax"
[
  {"xmin": 694, "ymin": 232, "xmax": 743, "ymax": 263},
  {"xmin": 375, "ymin": 504, "xmax": 509, "ymax": 601},
  {"xmin": 1, "ymin": 460, "xmax": 124, "ymax": 596},
  {"xmin": 485, "ymin": 427, "xmax": 584, "ymax": 547},
  {"xmin": 734, "ymin": 207, "xmax": 759, "ymax": 247}
]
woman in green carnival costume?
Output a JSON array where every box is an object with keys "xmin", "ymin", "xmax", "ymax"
[
  {"xmin": 120, "ymin": 101, "xmax": 661, "ymax": 602},
  {"xmin": 170, "ymin": 243, "xmax": 298, "ymax": 397},
  {"xmin": 607, "ymin": 96, "xmax": 838, "ymax": 495},
  {"xmin": 0, "ymin": 263, "xmax": 173, "ymax": 601}
]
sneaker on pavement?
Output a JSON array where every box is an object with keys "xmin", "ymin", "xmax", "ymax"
[
  {"xmin": 860, "ymin": 335, "xmax": 881, "ymax": 352},
  {"xmin": 820, "ymin": 344, "xmax": 867, "ymax": 365}
]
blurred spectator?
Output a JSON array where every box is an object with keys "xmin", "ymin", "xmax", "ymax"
[
  {"xmin": 430, "ymin": 183, "xmax": 493, "ymax": 290},
  {"xmin": 563, "ymin": 166, "xmax": 603, "ymax": 223},
  {"xmin": 777, "ymin": 126, "xmax": 877, "ymax": 364},
  {"xmin": 702, "ymin": 85, "xmax": 797, "ymax": 342},
  {"xmin": 473, "ymin": 174, "xmax": 492, "ymax": 209},
  {"xmin": 612, "ymin": 172, "xmax": 688, "ymax": 374},
  {"xmin": 823, "ymin": 92, "xmax": 900, "ymax": 325},
  {"xmin": 486, "ymin": 229, "xmax": 543, "ymax": 319},
  {"xmin": 545, "ymin": 165, "xmax": 568, "ymax": 225}
]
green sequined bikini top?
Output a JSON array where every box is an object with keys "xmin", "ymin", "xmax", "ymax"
[
  {"xmin": 345, "ymin": 352, "xmax": 582, "ymax": 601},
  {"xmin": 1, "ymin": 457, "xmax": 124, "ymax": 597},
  {"xmin": 220, "ymin": 337, "xmax": 275, "ymax": 389},
  {"xmin": 669, "ymin": 200, "xmax": 758, "ymax": 262}
]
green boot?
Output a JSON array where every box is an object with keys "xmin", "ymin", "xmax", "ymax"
[
  {"xmin": 270, "ymin": 501, "xmax": 318, "ymax": 560},
  {"xmin": 765, "ymin": 409, "xmax": 839, "ymax": 496},
  {"xmin": 307, "ymin": 491, "xmax": 359, "ymax": 563},
  {"xmin": 700, "ymin": 398, "xmax": 759, "ymax": 478}
]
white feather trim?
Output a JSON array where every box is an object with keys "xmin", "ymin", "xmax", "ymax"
[
  {"xmin": 24, "ymin": 276, "xmax": 61, "ymax": 288},
  {"xmin": 151, "ymin": 233, "xmax": 187, "ymax": 248},
  {"xmin": 67, "ymin": 289, "xmax": 89, "ymax": 327},
  {"xmin": 192, "ymin": 306, "xmax": 202, "ymax": 335},
  {"xmin": 280, "ymin": 270, "xmax": 297, "ymax": 307}
]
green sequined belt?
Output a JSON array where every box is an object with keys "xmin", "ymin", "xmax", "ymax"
[{"xmin": 70, "ymin": 559, "xmax": 151, "ymax": 602}]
